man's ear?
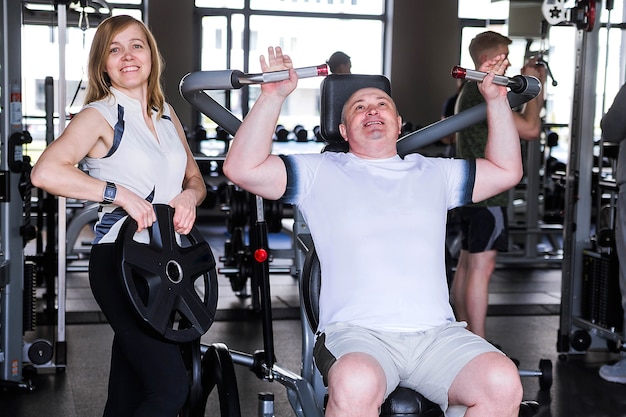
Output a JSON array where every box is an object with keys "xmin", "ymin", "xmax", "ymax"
[
  {"xmin": 339, "ymin": 123, "xmax": 348, "ymax": 142},
  {"xmin": 397, "ymin": 116, "xmax": 403, "ymax": 136}
]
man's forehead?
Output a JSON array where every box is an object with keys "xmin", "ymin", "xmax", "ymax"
[{"xmin": 346, "ymin": 87, "xmax": 392, "ymax": 104}]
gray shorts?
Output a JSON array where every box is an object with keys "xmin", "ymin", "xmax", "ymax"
[{"xmin": 313, "ymin": 321, "xmax": 502, "ymax": 414}]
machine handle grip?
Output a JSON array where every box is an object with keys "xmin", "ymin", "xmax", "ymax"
[
  {"xmin": 396, "ymin": 91, "xmax": 537, "ymax": 157},
  {"xmin": 180, "ymin": 64, "xmax": 328, "ymax": 92},
  {"xmin": 451, "ymin": 66, "xmax": 541, "ymax": 96}
]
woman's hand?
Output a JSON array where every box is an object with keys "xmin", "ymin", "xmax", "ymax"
[
  {"xmin": 116, "ymin": 185, "xmax": 157, "ymax": 233},
  {"xmin": 169, "ymin": 191, "xmax": 198, "ymax": 235}
]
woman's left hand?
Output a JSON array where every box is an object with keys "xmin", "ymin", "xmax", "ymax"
[{"xmin": 169, "ymin": 191, "xmax": 198, "ymax": 235}]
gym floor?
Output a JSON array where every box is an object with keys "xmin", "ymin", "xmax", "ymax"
[{"xmin": 1, "ymin": 214, "xmax": 625, "ymax": 417}]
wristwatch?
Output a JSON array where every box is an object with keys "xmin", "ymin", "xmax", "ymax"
[{"xmin": 101, "ymin": 181, "xmax": 117, "ymax": 204}]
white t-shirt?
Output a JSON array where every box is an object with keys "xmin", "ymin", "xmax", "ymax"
[
  {"xmin": 82, "ymin": 88, "xmax": 187, "ymax": 244},
  {"xmin": 281, "ymin": 151, "xmax": 474, "ymax": 332}
]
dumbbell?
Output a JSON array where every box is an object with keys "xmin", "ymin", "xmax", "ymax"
[
  {"xmin": 294, "ymin": 125, "xmax": 308, "ymax": 142},
  {"xmin": 275, "ymin": 124, "xmax": 289, "ymax": 142}
]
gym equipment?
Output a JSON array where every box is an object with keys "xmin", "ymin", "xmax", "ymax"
[
  {"xmin": 542, "ymin": 0, "xmax": 596, "ymax": 32},
  {"xmin": 294, "ymin": 125, "xmax": 309, "ymax": 142},
  {"xmin": 219, "ymin": 184, "xmax": 292, "ymax": 303},
  {"xmin": 117, "ymin": 204, "xmax": 219, "ymax": 343},
  {"xmin": 180, "ymin": 68, "xmax": 543, "ymax": 416},
  {"xmin": 555, "ymin": 0, "xmax": 626, "ymax": 357},
  {"xmin": 180, "ymin": 66, "xmax": 330, "ymax": 417},
  {"xmin": 65, "ymin": 201, "xmax": 99, "ymax": 268},
  {"xmin": 274, "ymin": 125, "xmax": 289, "ymax": 142},
  {"xmin": 519, "ymin": 359, "xmax": 553, "ymax": 391},
  {"xmin": 180, "ymin": 64, "xmax": 328, "ymax": 91},
  {"xmin": 536, "ymin": 20, "xmax": 559, "ymax": 88},
  {"xmin": 184, "ymin": 64, "xmax": 329, "ymax": 90},
  {"xmin": 0, "ymin": 0, "xmax": 34, "ymax": 391},
  {"xmin": 396, "ymin": 71, "xmax": 541, "ymax": 156},
  {"xmin": 451, "ymin": 66, "xmax": 542, "ymax": 96},
  {"xmin": 0, "ymin": 0, "xmax": 76, "ymax": 389}
]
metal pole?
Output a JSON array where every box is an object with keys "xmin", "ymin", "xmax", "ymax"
[
  {"xmin": 56, "ymin": 3, "xmax": 67, "ymax": 367},
  {"xmin": 0, "ymin": 0, "xmax": 26, "ymax": 386}
]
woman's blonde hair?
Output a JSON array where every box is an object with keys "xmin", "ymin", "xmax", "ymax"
[{"xmin": 84, "ymin": 15, "xmax": 165, "ymax": 117}]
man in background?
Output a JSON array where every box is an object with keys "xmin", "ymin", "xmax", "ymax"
[
  {"xmin": 451, "ymin": 30, "xmax": 546, "ymax": 340},
  {"xmin": 326, "ymin": 51, "xmax": 351, "ymax": 74}
]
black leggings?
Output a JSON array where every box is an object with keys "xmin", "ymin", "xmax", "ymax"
[{"xmin": 89, "ymin": 244, "xmax": 189, "ymax": 417}]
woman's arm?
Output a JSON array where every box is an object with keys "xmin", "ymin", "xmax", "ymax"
[
  {"xmin": 31, "ymin": 107, "xmax": 157, "ymax": 232},
  {"xmin": 31, "ymin": 108, "xmax": 114, "ymax": 203}
]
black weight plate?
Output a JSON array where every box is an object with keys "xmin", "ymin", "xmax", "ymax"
[
  {"xmin": 539, "ymin": 359, "xmax": 553, "ymax": 390},
  {"xmin": 118, "ymin": 204, "xmax": 218, "ymax": 343}
]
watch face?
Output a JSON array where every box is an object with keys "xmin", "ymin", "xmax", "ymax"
[{"xmin": 104, "ymin": 183, "xmax": 116, "ymax": 202}]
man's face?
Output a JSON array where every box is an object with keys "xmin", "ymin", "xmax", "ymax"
[{"xmin": 339, "ymin": 87, "xmax": 403, "ymax": 158}]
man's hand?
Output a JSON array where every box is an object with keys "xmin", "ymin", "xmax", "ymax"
[
  {"xmin": 477, "ymin": 54, "xmax": 509, "ymax": 101},
  {"xmin": 521, "ymin": 57, "xmax": 548, "ymax": 85},
  {"xmin": 259, "ymin": 46, "xmax": 297, "ymax": 98}
]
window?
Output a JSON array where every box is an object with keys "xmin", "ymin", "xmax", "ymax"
[
  {"xmin": 21, "ymin": 2, "xmax": 143, "ymax": 161},
  {"xmin": 195, "ymin": 0, "xmax": 387, "ymax": 152}
]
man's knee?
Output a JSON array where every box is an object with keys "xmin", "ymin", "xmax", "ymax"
[
  {"xmin": 484, "ymin": 356, "xmax": 523, "ymax": 405},
  {"xmin": 327, "ymin": 353, "xmax": 387, "ymax": 405},
  {"xmin": 451, "ymin": 352, "xmax": 522, "ymax": 409}
]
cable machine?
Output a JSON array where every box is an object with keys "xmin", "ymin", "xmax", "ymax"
[
  {"xmin": 0, "ymin": 0, "xmax": 30, "ymax": 389},
  {"xmin": 551, "ymin": 0, "xmax": 626, "ymax": 355}
]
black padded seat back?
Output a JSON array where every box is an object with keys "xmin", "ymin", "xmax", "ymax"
[
  {"xmin": 301, "ymin": 243, "xmax": 321, "ymax": 332},
  {"xmin": 320, "ymin": 74, "xmax": 392, "ymax": 149}
]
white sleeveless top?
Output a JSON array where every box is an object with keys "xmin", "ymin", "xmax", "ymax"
[
  {"xmin": 82, "ymin": 88, "xmax": 187, "ymax": 244},
  {"xmin": 282, "ymin": 151, "xmax": 474, "ymax": 332}
]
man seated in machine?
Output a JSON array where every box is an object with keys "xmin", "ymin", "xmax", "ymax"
[{"xmin": 223, "ymin": 46, "xmax": 526, "ymax": 417}]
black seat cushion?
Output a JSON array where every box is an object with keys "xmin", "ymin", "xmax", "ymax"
[{"xmin": 381, "ymin": 387, "xmax": 443, "ymax": 417}]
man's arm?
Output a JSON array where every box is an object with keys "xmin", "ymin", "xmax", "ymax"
[
  {"xmin": 513, "ymin": 57, "xmax": 546, "ymax": 141},
  {"xmin": 602, "ymin": 83, "xmax": 626, "ymax": 142},
  {"xmin": 223, "ymin": 47, "xmax": 295, "ymax": 200},
  {"xmin": 472, "ymin": 55, "xmax": 524, "ymax": 203}
]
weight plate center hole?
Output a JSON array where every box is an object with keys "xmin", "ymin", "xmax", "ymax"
[{"xmin": 166, "ymin": 260, "xmax": 183, "ymax": 284}]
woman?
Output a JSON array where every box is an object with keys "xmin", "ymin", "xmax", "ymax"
[{"xmin": 31, "ymin": 15, "xmax": 206, "ymax": 417}]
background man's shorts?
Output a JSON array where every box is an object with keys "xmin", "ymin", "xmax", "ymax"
[{"xmin": 459, "ymin": 205, "xmax": 508, "ymax": 253}]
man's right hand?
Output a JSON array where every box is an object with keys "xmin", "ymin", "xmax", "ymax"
[{"xmin": 259, "ymin": 46, "xmax": 298, "ymax": 99}]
